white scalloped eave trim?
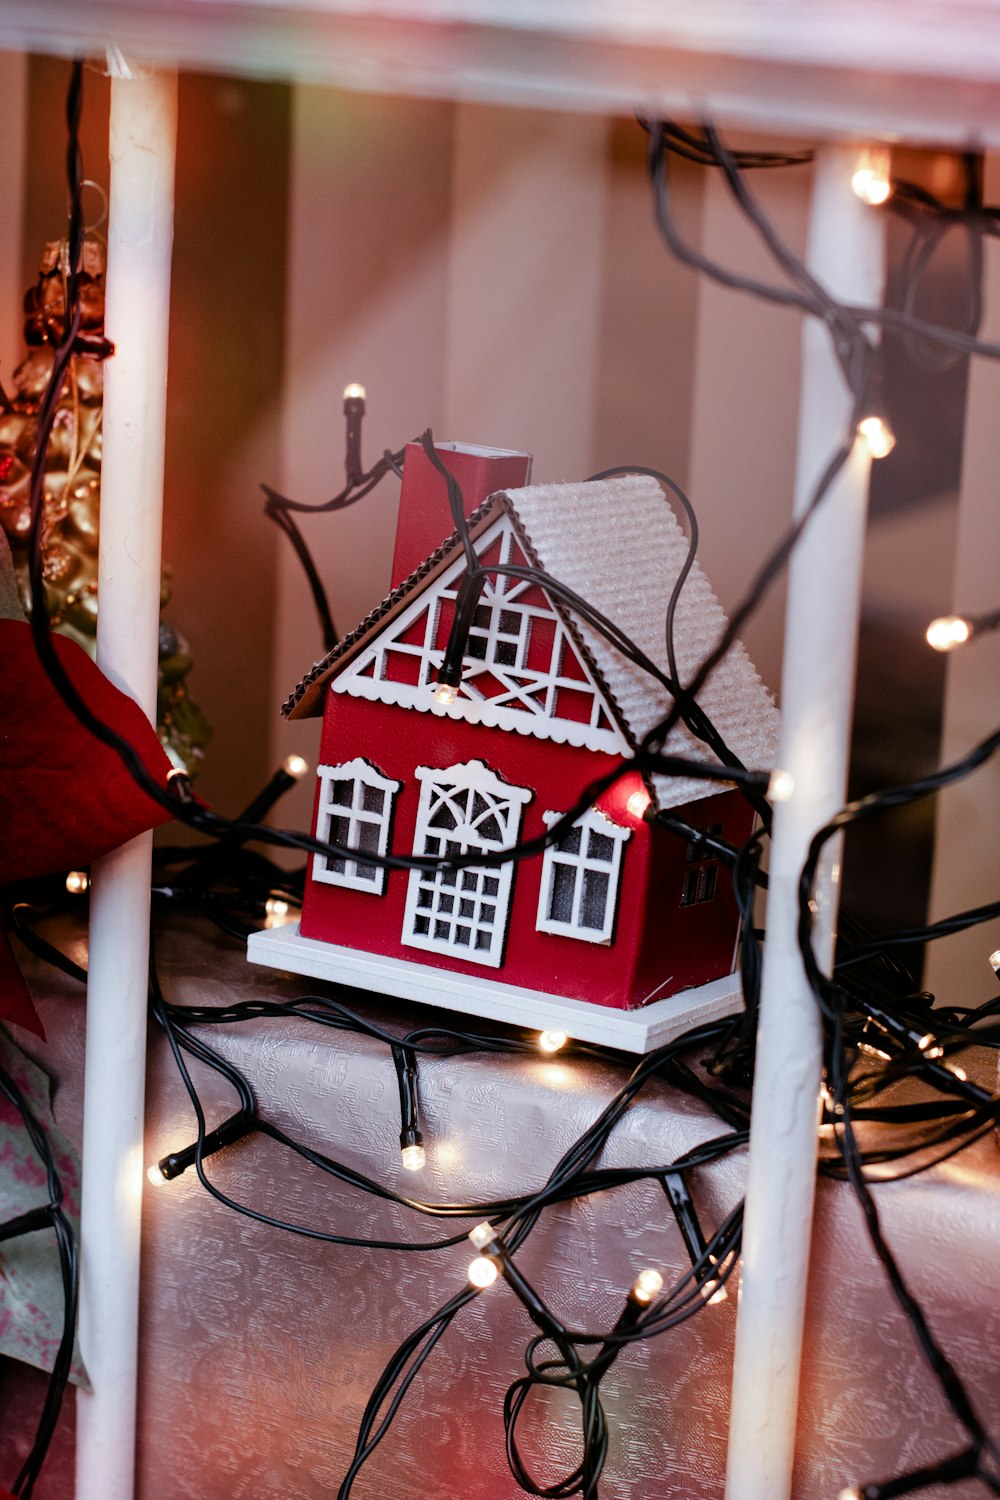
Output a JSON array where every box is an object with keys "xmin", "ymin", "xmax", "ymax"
[{"xmin": 338, "ymin": 675, "xmax": 627, "ymax": 754}]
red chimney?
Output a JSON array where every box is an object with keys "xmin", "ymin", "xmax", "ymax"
[{"xmin": 389, "ymin": 440, "xmax": 532, "ymax": 590}]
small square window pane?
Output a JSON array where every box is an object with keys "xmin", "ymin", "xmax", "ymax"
[
  {"xmin": 681, "ymin": 869, "xmax": 699, "ymax": 907},
  {"xmin": 699, "ymin": 866, "xmax": 718, "ymax": 903},
  {"xmin": 495, "ymin": 641, "xmax": 517, "ymax": 666},
  {"xmin": 355, "ymin": 862, "xmax": 378, "ymax": 882},
  {"xmin": 362, "ymin": 784, "xmax": 384, "ymax": 814},
  {"xmin": 467, "ymin": 635, "xmax": 488, "ymax": 660},
  {"xmin": 462, "ymin": 872, "xmax": 478, "ymax": 891},
  {"xmin": 438, "ymin": 893, "xmax": 455, "ymax": 913},
  {"xmin": 416, "ymin": 887, "xmax": 433, "ymax": 910},
  {"xmin": 434, "ymin": 920, "xmax": 451, "ymax": 939},
  {"xmin": 358, "ymin": 822, "xmax": 380, "ymax": 854},
  {"xmin": 414, "ymin": 915, "xmax": 429, "ymax": 934},
  {"xmin": 440, "ymin": 870, "xmax": 456, "ymax": 888},
  {"xmin": 329, "ymin": 780, "xmax": 352, "ymax": 806},
  {"xmin": 473, "ymin": 605, "xmax": 491, "ymax": 630},
  {"xmin": 587, "ymin": 830, "xmax": 614, "ymax": 863},
  {"xmin": 549, "ymin": 863, "xmax": 576, "ymax": 924},
  {"xmin": 479, "ymin": 814, "xmax": 503, "ymax": 842},
  {"xmin": 429, "ymin": 800, "xmax": 458, "ymax": 829},
  {"xmin": 325, "ymin": 855, "xmax": 347, "ymax": 876},
  {"xmin": 557, "ymin": 825, "xmax": 582, "ymax": 855},
  {"xmin": 456, "ymin": 925, "xmax": 471, "ymax": 945},
  {"xmin": 459, "ymin": 898, "xmax": 475, "ymax": 918},
  {"xmin": 580, "ymin": 869, "xmax": 610, "ymax": 929},
  {"xmin": 483, "ymin": 876, "xmax": 499, "ymax": 896},
  {"xmin": 498, "ymin": 609, "xmax": 520, "ymax": 635},
  {"xmin": 475, "ymin": 930, "xmax": 492, "ymax": 951}
]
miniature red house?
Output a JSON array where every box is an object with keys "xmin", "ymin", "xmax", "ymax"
[{"xmin": 249, "ymin": 440, "xmax": 779, "ymax": 1048}]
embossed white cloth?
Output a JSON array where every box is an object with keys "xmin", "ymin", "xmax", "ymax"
[{"xmin": 9, "ymin": 914, "xmax": 1000, "ymax": 1500}]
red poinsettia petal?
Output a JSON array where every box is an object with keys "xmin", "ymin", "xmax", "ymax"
[
  {"xmin": 0, "ymin": 619, "xmax": 175, "ymax": 887},
  {"xmin": 0, "ymin": 921, "xmax": 43, "ymax": 1038}
]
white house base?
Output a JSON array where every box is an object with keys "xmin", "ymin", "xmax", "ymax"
[{"xmin": 246, "ymin": 923, "xmax": 744, "ymax": 1054}]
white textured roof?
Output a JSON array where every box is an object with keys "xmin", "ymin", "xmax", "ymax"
[{"xmin": 504, "ymin": 473, "xmax": 780, "ymax": 807}]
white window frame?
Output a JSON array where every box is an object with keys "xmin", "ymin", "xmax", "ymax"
[
  {"xmin": 312, "ymin": 757, "xmax": 401, "ymax": 895},
  {"xmin": 402, "ymin": 759, "xmax": 532, "ymax": 968},
  {"xmin": 536, "ymin": 807, "xmax": 631, "ymax": 945}
]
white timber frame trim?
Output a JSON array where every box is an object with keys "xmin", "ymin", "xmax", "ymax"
[
  {"xmin": 536, "ymin": 807, "xmax": 631, "ymax": 945},
  {"xmin": 335, "ymin": 513, "xmax": 628, "ymax": 755},
  {"xmin": 401, "ymin": 758, "xmax": 532, "ymax": 968},
  {"xmin": 312, "ymin": 757, "xmax": 401, "ymax": 895}
]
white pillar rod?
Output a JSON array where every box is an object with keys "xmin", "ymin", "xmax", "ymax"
[
  {"xmin": 725, "ymin": 144, "xmax": 886, "ymax": 1500},
  {"xmin": 76, "ymin": 65, "xmax": 177, "ymax": 1500}
]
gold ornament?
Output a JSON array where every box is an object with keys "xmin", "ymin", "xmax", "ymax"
[{"xmin": 0, "ymin": 236, "xmax": 211, "ymax": 774}]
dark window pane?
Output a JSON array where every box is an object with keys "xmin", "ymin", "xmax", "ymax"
[
  {"xmin": 459, "ymin": 898, "xmax": 475, "ymax": 918},
  {"xmin": 329, "ymin": 780, "xmax": 352, "ymax": 806},
  {"xmin": 355, "ymin": 862, "xmax": 377, "ymax": 882},
  {"xmin": 479, "ymin": 814, "xmax": 502, "ymax": 842},
  {"xmin": 699, "ymin": 866, "xmax": 718, "ymax": 903},
  {"xmin": 495, "ymin": 640, "xmax": 517, "ymax": 666},
  {"xmin": 471, "ymin": 792, "xmax": 490, "ymax": 821},
  {"xmin": 558, "ymin": 825, "xmax": 582, "ymax": 855},
  {"xmin": 467, "ymin": 635, "xmax": 487, "ymax": 659},
  {"xmin": 429, "ymin": 798, "xmax": 458, "ymax": 829},
  {"xmin": 358, "ymin": 822, "xmax": 380, "ymax": 854},
  {"xmin": 480, "ymin": 903, "xmax": 495, "ymax": 923},
  {"xmin": 581, "ymin": 869, "xmax": 610, "ymax": 929},
  {"xmin": 416, "ymin": 887, "xmax": 433, "ymax": 910},
  {"xmin": 438, "ymin": 893, "xmax": 454, "ymax": 913},
  {"xmin": 434, "ymin": 920, "xmax": 450, "ymax": 939},
  {"xmin": 473, "ymin": 605, "xmax": 491, "ymax": 630},
  {"xmin": 475, "ymin": 930, "xmax": 492, "ymax": 950},
  {"xmin": 414, "ymin": 915, "xmax": 429, "ymax": 934},
  {"xmin": 681, "ymin": 869, "xmax": 699, "ymax": 907},
  {"xmin": 362, "ymin": 784, "xmax": 384, "ymax": 814},
  {"xmin": 498, "ymin": 609, "xmax": 520, "ymax": 635},
  {"xmin": 549, "ymin": 863, "xmax": 576, "ymax": 924},
  {"xmin": 325, "ymin": 856, "xmax": 347, "ymax": 876},
  {"xmin": 462, "ymin": 872, "xmax": 478, "ymax": 891},
  {"xmin": 328, "ymin": 813, "xmax": 350, "ymax": 847},
  {"xmin": 587, "ymin": 830, "xmax": 614, "ymax": 863},
  {"xmin": 455, "ymin": 925, "xmax": 471, "ymax": 945},
  {"xmin": 483, "ymin": 876, "xmax": 499, "ymax": 896}
]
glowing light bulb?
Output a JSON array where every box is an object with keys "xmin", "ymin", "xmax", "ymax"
[
  {"xmin": 851, "ymin": 147, "xmax": 892, "ymax": 206},
  {"xmin": 146, "ymin": 1162, "xmax": 168, "ymax": 1187},
  {"xmin": 342, "ymin": 382, "xmax": 366, "ymax": 402},
  {"xmin": 538, "ymin": 1029, "xmax": 568, "ymax": 1054},
  {"xmin": 948, "ymin": 1064, "xmax": 968, "ymax": 1083},
  {"xmin": 283, "ymin": 753, "xmax": 309, "ymax": 779},
  {"xmin": 916, "ymin": 1032, "xmax": 936, "ymax": 1052},
  {"xmin": 65, "ymin": 870, "xmax": 89, "ymax": 895},
  {"xmin": 857, "ymin": 414, "xmax": 896, "ymax": 459},
  {"xmin": 989, "ymin": 950, "xmax": 1000, "ymax": 975},
  {"xmin": 926, "ymin": 615, "xmax": 971, "ymax": 652},
  {"xmin": 468, "ymin": 1256, "xmax": 499, "ymax": 1288},
  {"xmin": 400, "ymin": 1143, "xmax": 426, "ymax": 1171},
  {"xmin": 703, "ymin": 1253, "xmax": 730, "ymax": 1304},
  {"xmin": 768, "ymin": 769, "xmax": 794, "ymax": 803},
  {"xmin": 265, "ymin": 897, "xmax": 290, "ymax": 920},
  {"xmin": 626, "ymin": 786, "xmax": 652, "ymax": 820},
  {"xmin": 631, "ymin": 1268, "xmax": 664, "ymax": 1304},
  {"xmin": 837, "ymin": 1488, "xmax": 864, "ymax": 1500},
  {"xmin": 434, "ymin": 682, "xmax": 458, "ymax": 706}
]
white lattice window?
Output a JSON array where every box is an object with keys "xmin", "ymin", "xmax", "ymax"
[
  {"xmin": 312, "ymin": 758, "xmax": 401, "ymax": 894},
  {"xmin": 402, "ymin": 760, "xmax": 532, "ymax": 968},
  {"xmin": 536, "ymin": 807, "xmax": 631, "ymax": 945}
]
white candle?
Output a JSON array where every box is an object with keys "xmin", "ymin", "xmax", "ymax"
[
  {"xmin": 75, "ymin": 64, "xmax": 177, "ymax": 1500},
  {"xmin": 725, "ymin": 143, "xmax": 886, "ymax": 1500}
]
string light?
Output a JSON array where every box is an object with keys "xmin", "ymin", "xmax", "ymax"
[
  {"xmin": 342, "ymin": 383, "xmax": 366, "ymax": 402},
  {"xmin": 400, "ymin": 1143, "xmax": 426, "ymax": 1172},
  {"xmin": 837, "ymin": 1487, "xmax": 864, "ymax": 1500},
  {"xmin": 282, "ymin": 753, "xmax": 309, "ymax": 779},
  {"xmin": 989, "ymin": 950, "xmax": 1000, "ymax": 975},
  {"xmin": 630, "ymin": 1268, "xmax": 664, "ymax": 1304},
  {"xmin": 433, "ymin": 680, "xmax": 458, "ymax": 705},
  {"xmin": 851, "ymin": 146, "xmax": 893, "ymax": 206},
  {"xmin": 264, "ymin": 897, "xmax": 290, "ymax": 920},
  {"xmin": 856, "ymin": 413, "xmax": 896, "ymax": 459},
  {"xmin": 468, "ymin": 1255, "xmax": 499, "ymax": 1288},
  {"xmin": 925, "ymin": 615, "xmax": 972, "ymax": 652},
  {"xmin": 65, "ymin": 870, "xmax": 89, "ymax": 894},
  {"xmin": 626, "ymin": 785, "xmax": 653, "ymax": 819},
  {"xmin": 146, "ymin": 1162, "xmax": 168, "ymax": 1188},
  {"xmin": 538, "ymin": 1029, "xmax": 568, "ymax": 1054},
  {"xmin": 768, "ymin": 768, "xmax": 795, "ymax": 802}
]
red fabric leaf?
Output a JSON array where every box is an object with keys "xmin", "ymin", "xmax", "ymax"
[
  {"xmin": 0, "ymin": 620, "xmax": 174, "ymax": 886},
  {"xmin": 0, "ymin": 921, "xmax": 43, "ymax": 1038},
  {"xmin": 0, "ymin": 620, "xmax": 176, "ymax": 1033}
]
